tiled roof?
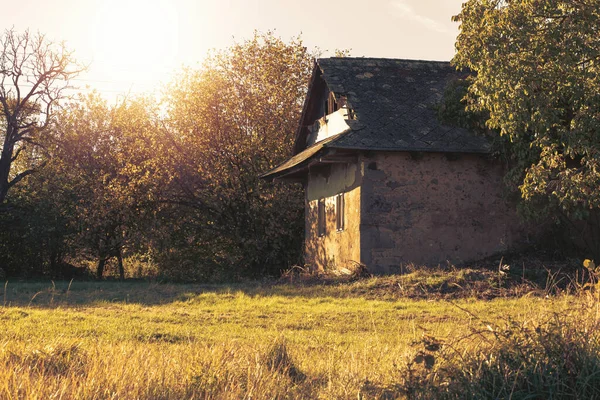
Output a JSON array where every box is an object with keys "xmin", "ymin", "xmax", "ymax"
[{"xmin": 317, "ymin": 58, "xmax": 490, "ymax": 153}]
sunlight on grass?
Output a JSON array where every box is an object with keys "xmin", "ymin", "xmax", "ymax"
[{"xmin": 0, "ymin": 278, "xmax": 590, "ymax": 398}]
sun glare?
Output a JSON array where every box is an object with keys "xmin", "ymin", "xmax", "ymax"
[{"xmin": 90, "ymin": 0, "xmax": 179, "ymax": 91}]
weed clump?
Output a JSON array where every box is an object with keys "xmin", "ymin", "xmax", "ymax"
[
  {"xmin": 263, "ymin": 338, "xmax": 305, "ymax": 382},
  {"xmin": 7, "ymin": 342, "xmax": 87, "ymax": 377},
  {"xmin": 398, "ymin": 302, "xmax": 600, "ymax": 399}
]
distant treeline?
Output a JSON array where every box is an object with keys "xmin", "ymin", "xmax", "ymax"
[{"xmin": 0, "ymin": 30, "xmax": 312, "ymax": 281}]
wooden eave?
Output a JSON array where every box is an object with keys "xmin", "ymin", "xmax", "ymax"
[{"xmin": 262, "ymin": 144, "xmax": 358, "ymax": 182}]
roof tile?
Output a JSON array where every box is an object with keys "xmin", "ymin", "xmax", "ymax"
[{"xmin": 316, "ymin": 58, "xmax": 490, "ymax": 153}]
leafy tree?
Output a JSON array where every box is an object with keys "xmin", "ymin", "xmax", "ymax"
[
  {"xmin": 0, "ymin": 120, "xmax": 84, "ymax": 278},
  {"xmin": 50, "ymin": 93, "xmax": 164, "ymax": 279},
  {"xmin": 453, "ymin": 0, "xmax": 600, "ymax": 256},
  {"xmin": 161, "ymin": 31, "xmax": 313, "ymax": 278},
  {"xmin": 0, "ymin": 168, "xmax": 78, "ymax": 278},
  {"xmin": 0, "ymin": 29, "xmax": 82, "ymax": 204},
  {"xmin": 0, "ymin": 30, "xmax": 314, "ymax": 280}
]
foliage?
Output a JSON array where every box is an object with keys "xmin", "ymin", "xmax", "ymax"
[
  {"xmin": 0, "ymin": 30, "xmax": 312, "ymax": 280},
  {"xmin": 160, "ymin": 31, "xmax": 313, "ymax": 278},
  {"xmin": 0, "ymin": 148, "xmax": 81, "ymax": 277},
  {"xmin": 437, "ymin": 76, "xmax": 490, "ymax": 135},
  {"xmin": 453, "ymin": 0, "xmax": 600, "ymax": 256},
  {"xmin": 0, "ymin": 93, "xmax": 165, "ymax": 279},
  {"xmin": 49, "ymin": 93, "xmax": 165, "ymax": 278},
  {"xmin": 0, "ymin": 188, "xmax": 73, "ymax": 277}
]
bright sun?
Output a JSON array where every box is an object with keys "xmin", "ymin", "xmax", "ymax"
[{"xmin": 90, "ymin": 0, "xmax": 179, "ymax": 90}]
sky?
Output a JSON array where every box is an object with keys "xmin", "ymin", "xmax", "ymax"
[{"xmin": 1, "ymin": 0, "xmax": 465, "ymax": 101}]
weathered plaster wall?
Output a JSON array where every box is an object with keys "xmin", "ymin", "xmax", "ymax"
[
  {"xmin": 360, "ymin": 152, "xmax": 528, "ymax": 273},
  {"xmin": 304, "ymin": 162, "xmax": 362, "ymax": 271}
]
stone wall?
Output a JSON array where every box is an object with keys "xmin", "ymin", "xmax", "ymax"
[
  {"xmin": 304, "ymin": 162, "xmax": 362, "ymax": 271},
  {"xmin": 360, "ymin": 152, "xmax": 528, "ymax": 273}
]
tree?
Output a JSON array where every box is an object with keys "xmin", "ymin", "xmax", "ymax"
[
  {"xmin": 0, "ymin": 90, "xmax": 168, "ymax": 279},
  {"xmin": 0, "ymin": 29, "xmax": 82, "ymax": 205},
  {"xmin": 453, "ymin": 0, "xmax": 600, "ymax": 255},
  {"xmin": 51, "ymin": 93, "xmax": 164, "ymax": 279},
  {"xmin": 0, "ymin": 167, "xmax": 77, "ymax": 278},
  {"xmin": 161, "ymin": 31, "xmax": 313, "ymax": 278}
]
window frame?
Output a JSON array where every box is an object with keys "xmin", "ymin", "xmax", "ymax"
[
  {"xmin": 335, "ymin": 193, "xmax": 345, "ymax": 232},
  {"xmin": 317, "ymin": 197, "xmax": 326, "ymax": 237},
  {"xmin": 326, "ymin": 91, "xmax": 338, "ymax": 115}
]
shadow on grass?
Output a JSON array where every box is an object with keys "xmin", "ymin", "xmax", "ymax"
[
  {"xmin": 0, "ymin": 250, "xmax": 581, "ymax": 308},
  {"xmin": 0, "ymin": 262, "xmax": 576, "ymax": 309},
  {"xmin": 0, "ymin": 278, "xmax": 376, "ymax": 308},
  {"xmin": 0, "ymin": 280, "xmax": 274, "ymax": 308}
]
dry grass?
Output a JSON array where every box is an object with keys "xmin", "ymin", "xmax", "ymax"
[
  {"xmin": 0, "ymin": 272, "xmax": 594, "ymax": 399},
  {"xmin": 397, "ymin": 295, "xmax": 600, "ymax": 399}
]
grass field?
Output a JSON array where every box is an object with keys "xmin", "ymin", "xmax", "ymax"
[{"xmin": 0, "ymin": 269, "xmax": 596, "ymax": 399}]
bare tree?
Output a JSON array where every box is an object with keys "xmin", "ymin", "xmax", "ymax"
[{"xmin": 0, "ymin": 28, "xmax": 83, "ymax": 204}]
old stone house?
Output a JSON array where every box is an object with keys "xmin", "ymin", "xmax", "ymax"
[{"xmin": 262, "ymin": 58, "xmax": 528, "ymax": 273}]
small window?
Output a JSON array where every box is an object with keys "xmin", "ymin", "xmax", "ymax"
[
  {"xmin": 317, "ymin": 198, "xmax": 326, "ymax": 237},
  {"xmin": 326, "ymin": 92, "xmax": 338, "ymax": 115},
  {"xmin": 336, "ymin": 193, "xmax": 345, "ymax": 232}
]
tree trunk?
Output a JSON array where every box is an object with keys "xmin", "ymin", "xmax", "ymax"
[
  {"xmin": 0, "ymin": 139, "xmax": 14, "ymax": 204},
  {"xmin": 97, "ymin": 257, "xmax": 106, "ymax": 279},
  {"xmin": 116, "ymin": 249, "xmax": 125, "ymax": 280},
  {"xmin": 49, "ymin": 248, "xmax": 59, "ymax": 278}
]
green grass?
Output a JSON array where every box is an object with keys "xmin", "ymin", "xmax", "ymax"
[{"xmin": 0, "ymin": 276, "xmax": 592, "ymax": 399}]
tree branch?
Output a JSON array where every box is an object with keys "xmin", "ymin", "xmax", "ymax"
[
  {"xmin": 10, "ymin": 145, "xmax": 23, "ymax": 162},
  {"xmin": 7, "ymin": 159, "xmax": 46, "ymax": 188}
]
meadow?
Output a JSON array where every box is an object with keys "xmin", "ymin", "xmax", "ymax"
[{"xmin": 0, "ymin": 267, "xmax": 598, "ymax": 399}]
